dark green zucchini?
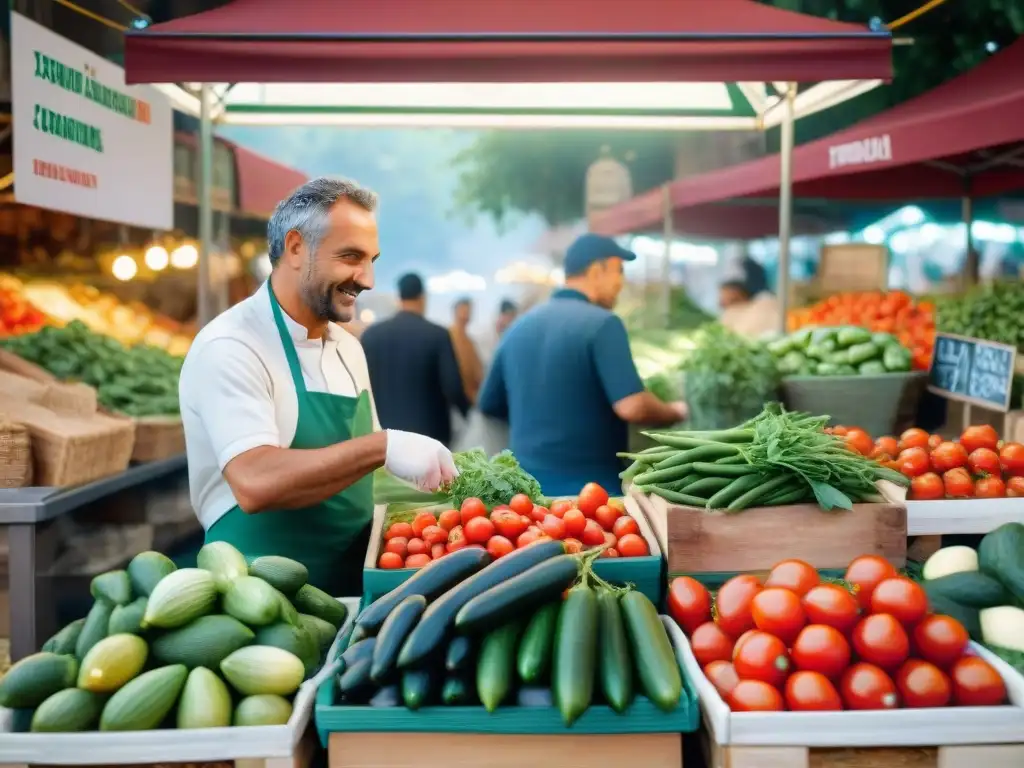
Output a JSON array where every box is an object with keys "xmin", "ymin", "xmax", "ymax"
[
  {"xmin": 620, "ymin": 591, "xmax": 681, "ymax": 712},
  {"xmin": 476, "ymin": 619, "xmax": 523, "ymax": 713},
  {"xmin": 337, "ymin": 657, "xmax": 375, "ymax": 701},
  {"xmin": 347, "ymin": 623, "xmax": 370, "ymax": 648},
  {"xmin": 370, "ymin": 595, "xmax": 427, "ymax": 683},
  {"xmin": 445, "ymin": 635, "xmax": 474, "ymax": 673},
  {"xmin": 398, "ymin": 540, "xmax": 565, "ymax": 669},
  {"xmin": 517, "ymin": 602, "xmax": 560, "ymax": 683},
  {"xmin": 441, "ymin": 676, "xmax": 473, "ymax": 705},
  {"xmin": 597, "ymin": 589, "xmax": 634, "ymax": 713},
  {"xmin": 369, "ymin": 685, "xmax": 401, "ymax": 707},
  {"xmin": 341, "ymin": 637, "xmax": 376, "ymax": 668},
  {"xmin": 455, "ymin": 556, "xmax": 578, "ymax": 634},
  {"xmin": 924, "ymin": 571, "xmax": 1012, "ymax": 609},
  {"xmin": 517, "ymin": 687, "xmax": 554, "ymax": 708},
  {"xmin": 401, "ymin": 669, "xmax": 435, "ymax": 710},
  {"xmin": 553, "ymin": 583, "xmax": 598, "ymax": 726},
  {"xmin": 357, "ymin": 547, "xmax": 491, "ymax": 633}
]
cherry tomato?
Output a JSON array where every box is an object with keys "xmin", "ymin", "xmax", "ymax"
[
  {"xmin": 968, "ymin": 447, "xmax": 1002, "ymax": 477},
  {"xmin": 949, "ymin": 656, "xmax": 1006, "ymax": 706},
  {"xmin": 510, "ymin": 494, "xmax": 536, "ymax": 516},
  {"xmin": 704, "ymin": 660, "xmax": 739, "ymax": 698},
  {"xmin": 899, "ymin": 427, "xmax": 931, "ymax": 452},
  {"xmin": 577, "ymin": 482, "xmax": 609, "ymax": 517},
  {"xmin": 913, "ymin": 614, "xmax": 969, "ymax": 668},
  {"xmin": 765, "ymin": 559, "xmax": 820, "ymax": 597},
  {"xmin": 437, "ymin": 509, "xmax": 461, "ymax": 531},
  {"xmin": 490, "ymin": 510, "xmax": 528, "ymax": 541},
  {"xmin": 928, "ymin": 433, "xmax": 943, "ymax": 450},
  {"xmin": 430, "ymin": 543, "xmax": 447, "ymax": 560},
  {"xmin": 801, "ymin": 584, "xmax": 861, "ymax": 634},
  {"xmin": 384, "ymin": 536, "xmax": 409, "ymax": 558},
  {"xmin": 548, "ymin": 499, "xmax": 574, "ymax": 518},
  {"xmin": 852, "ymin": 614, "xmax": 910, "ymax": 670},
  {"xmin": 385, "ymin": 522, "xmax": 413, "ymax": 540},
  {"xmin": 460, "ymin": 497, "xmax": 487, "ymax": 525},
  {"xmin": 612, "ymin": 515, "xmax": 640, "ymax": 538},
  {"xmin": 378, "ymin": 551, "xmax": 403, "ymax": 569},
  {"xmin": 404, "ymin": 553, "xmax": 431, "ymax": 568},
  {"xmin": 446, "ymin": 525, "xmax": 467, "ymax": 553},
  {"xmin": 844, "ymin": 555, "xmax": 898, "ymax": 612},
  {"xmin": 581, "ymin": 519, "xmax": 607, "ymax": 546},
  {"xmin": 910, "ymin": 472, "xmax": 944, "ymax": 500},
  {"xmin": 896, "ymin": 659, "xmax": 952, "ymax": 708},
  {"xmin": 562, "ymin": 509, "xmax": 587, "ymax": 538},
  {"xmin": 960, "ymin": 424, "xmax": 999, "ymax": 454},
  {"xmin": 897, "ymin": 446, "xmax": 931, "ymax": 478},
  {"xmin": 530, "ymin": 505, "xmax": 550, "ymax": 523},
  {"xmin": 874, "ymin": 436, "xmax": 899, "ymax": 459},
  {"xmin": 486, "ymin": 535, "xmax": 514, "ymax": 560},
  {"xmin": 785, "ymin": 670, "xmax": 843, "ymax": 711},
  {"xmin": 1007, "ymin": 476, "xmax": 1024, "ymax": 497},
  {"xmin": 727, "ymin": 679, "xmax": 784, "ymax": 711},
  {"xmin": 840, "ymin": 662, "xmax": 898, "ymax": 710},
  {"xmin": 563, "ymin": 537, "xmax": 584, "ymax": 554},
  {"xmin": 411, "ymin": 512, "xmax": 438, "ymax": 538},
  {"xmin": 943, "ymin": 467, "xmax": 975, "ymax": 498},
  {"xmin": 976, "ymin": 476, "xmax": 1007, "ymax": 499},
  {"xmin": 1000, "ymin": 442, "xmax": 1024, "ymax": 477},
  {"xmin": 516, "ymin": 529, "xmax": 543, "ymax": 549},
  {"xmin": 540, "ymin": 514, "xmax": 567, "ymax": 540},
  {"xmin": 420, "ymin": 525, "xmax": 448, "ymax": 547},
  {"xmin": 731, "ymin": 629, "xmax": 758, "ymax": 661},
  {"xmin": 715, "ymin": 574, "xmax": 763, "ymax": 639},
  {"xmin": 668, "ymin": 576, "xmax": 713, "ymax": 635},
  {"xmin": 733, "ymin": 630, "xmax": 790, "ymax": 688},
  {"xmin": 616, "ymin": 533, "xmax": 649, "ymax": 558},
  {"xmin": 594, "ymin": 505, "xmax": 622, "ymax": 531},
  {"xmin": 463, "ymin": 516, "xmax": 495, "ymax": 545},
  {"xmin": 406, "ymin": 537, "xmax": 428, "ymax": 556},
  {"xmin": 691, "ymin": 621, "xmax": 735, "ymax": 667},
  {"xmin": 931, "ymin": 441, "xmax": 969, "ymax": 473},
  {"xmin": 845, "ymin": 428, "xmax": 874, "ymax": 457},
  {"xmin": 601, "ymin": 547, "xmax": 620, "ymax": 558},
  {"xmin": 870, "ymin": 578, "xmax": 928, "ymax": 627},
  {"xmin": 751, "ymin": 587, "xmax": 806, "ymax": 645},
  {"xmin": 791, "ymin": 624, "xmax": 851, "ymax": 680}
]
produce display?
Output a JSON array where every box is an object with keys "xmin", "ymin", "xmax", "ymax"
[
  {"xmin": 0, "ymin": 543, "xmax": 347, "ymax": 731},
  {"xmin": 623, "ymin": 404, "xmax": 908, "ymax": 512},
  {"xmin": 937, "ymin": 281, "xmax": 1024, "ymax": 355},
  {"xmin": 827, "ymin": 424, "xmax": 1024, "ymax": 500},
  {"xmin": 0, "ymin": 277, "xmax": 47, "ymax": 336},
  {"xmin": 340, "ymin": 543, "xmax": 682, "ymax": 722},
  {"xmin": 0, "ymin": 320, "xmax": 182, "ymax": 417},
  {"xmin": 767, "ymin": 326, "xmax": 913, "ymax": 377},
  {"xmin": 377, "ymin": 483, "xmax": 649, "ymax": 570},
  {"xmin": 669, "ymin": 555, "xmax": 1008, "ymax": 711},
  {"xmin": 787, "ymin": 291, "xmax": 935, "ymax": 372}
]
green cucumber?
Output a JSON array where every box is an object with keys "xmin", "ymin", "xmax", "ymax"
[
  {"xmin": 99, "ymin": 664, "xmax": 188, "ymax": 731},
  {"xmin": 108, "ymin": 597, "xmax": 147, "ymax": 635},
  {"xmin": 442, "ymin": 676, "xmax": 473, "ymax": 705},
  {"xmin": 398, "ymin": 541, "xmax": 564, "ymax": 669},
  {"xmin": 475, "ymin": 620, "xmax": 522, "ymax": 713},
  {"xmin": 90, "ymin": 570, "xmax": 132, "ymax": 606},
  {"xmin": 150, "ymin": 614, "xmax": 255, "ymax": 669},
  {"xmin": 293, "ymin": 584, "xmax": 347, "ymax": 628},
  {"xmin": 341, "ymin": 637, "xmax": 376, "ymax": 668},
  {"xmin": 337, "ymin": 657, "xmax": 375, "ymax": 701},
  {"xmin": 620, "ymin": 591, "xmax": 681, "ymax": 712},
  {"xmin": 0, "ymin": 652, "xmax": 79, "ymax": 709},
  {"xmin": 255, "ymin": 622, "xmax": 320, "ymax": 678},
  {"xmin": 298, "ymin": 613, "xmax": 337, "ymax": 655},
  {"xmin": 126, "ymin": 551, "xmax": 176, "ymax": 597},
  {"xmin": 42, "ymin": 619, "xmax": 85, "ymax": 656},
  {"xmin": 597, "ymin": 589, "xmax": 634, "ymax": 713},
  {"xmin": 249, "ymin": 556, "xmax": 308, "ymax": 596},
  {"xmin": 401, "ymin": 668, "xmax": 434, "ymax": 710},
  {"xmin": 347, "ymin": 623, "xmax": 370, "ymax": 648},
  {"xmin": 370, "ymin": 595, "xmax": 427, "ymax": 684},
  {"xmin": 553, "ymin": 584, "xmax": 597, "ymax": 726},
  {"xmin": 517, "ymin": 602, "xmax": 560, "ymax": 684},
  {"xmin": 369, "ymin": 685, "xmax": 401, "ymax": 707},
  {"xmin": 356, "ymin": 547, "xmax": 491, "ymax": 634},
  {"xmin": 76, "ymin": 600, "xmax": 114, "ymax": 661},
  {"xmin": 978, "ymin": 523, "xmax": 1024, "ymax": 603},
  {"xmin": 923, "ymin": 572, "xmax": 1012, "ymax": 609},
  {"xmin": 31, "ymin": 688, "xmax": 103, "ymax": 732},
  {"xmin": 445, "ymin": 635, "xmax": 474, "ymax": 673},
  {"xmin": 455, "ymin": 555, "xmax": 578, "ymax": 633}
]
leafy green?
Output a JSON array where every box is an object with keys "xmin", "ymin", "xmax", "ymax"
[{"xmin": 985, "ymin": 644, "xmax": 1024, "ymax": 676}]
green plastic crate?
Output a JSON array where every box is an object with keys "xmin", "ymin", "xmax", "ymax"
[{"xmin": 781, "ymin": 371, "xmax": 926, "ymax": 437}]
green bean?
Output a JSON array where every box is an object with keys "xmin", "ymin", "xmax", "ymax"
[
  {"xmin": 619, "ymin": 460, "xmax": 645, "ymax": 482},
  {"xmin": 762, "ymin": 480, "xmax": 807, "ymax": 505},
  {"xmin": 681, "ymin": 476, "xmax": 733, "ymax": 497},
  {"xmin": 617, "ymin": 450, "xmax": 673, "ymax": 462},
  {"xmin": 706, "ymin": 474, "xmax": 765, "ymax": 510},
  {"xmin": 766, "ymin": 488, "xmax": 811, "ymax": 506},
  {"xmin": 726, "ymin": 475, "xmax": 795, "ymax": 512},
  {"xmin": 654, "ymin": 428, "xmax": 755, "ymax": 444},
  {"xmin": 633, "ymin": 464, "xmax": 695, "ymax": 486},
  {"xmin": 641, "ymin": 434, "xmax": 734, "ymax": 450},
  {"xmin": 663, "ymin": 474, "xmax": 698, "ymax": 492},
  {"xmin": 689, "ymin": 462, "xmax": 759, "ymax": 478},
  {"xmin": 716, "ymin": 455, "xmax": 747, "ymax": 465},
  {"xmin": 652, "ymin": 443, "xmax": 740, "ymax": 471},
  {"xmin": 643, "ymin": 487, "xmax": 709, "ymax": 507}
]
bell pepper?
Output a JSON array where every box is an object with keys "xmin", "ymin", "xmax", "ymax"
[
  {"xmin": 846, "ymin": 342, "xmax": 880, "ymax": 366},
  {"xmin": 836, "ymin": 326, "xmax": 872, "ymax": 348}
]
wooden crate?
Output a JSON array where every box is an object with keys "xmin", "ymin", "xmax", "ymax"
[
  {"xmin": 328, "ymin": 732, "xmax": 682, "ymax": 768},
  {"xmin": 630, "ymin": 489, "xmax": 906, "ymax": 578}
]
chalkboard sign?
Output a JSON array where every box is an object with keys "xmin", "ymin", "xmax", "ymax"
[{"xmin": 928, "ymin": 332, "xmax": 1018, "ymax": 411}]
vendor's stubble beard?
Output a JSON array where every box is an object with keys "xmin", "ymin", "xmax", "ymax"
[{"xmin": 300, "ymin": 258, "xmax": 362, "ymax": 324}]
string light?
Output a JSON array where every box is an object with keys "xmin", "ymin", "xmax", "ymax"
[{"xmin": 112, "ymin": 255, "xmax": 138, "ymax": 281}]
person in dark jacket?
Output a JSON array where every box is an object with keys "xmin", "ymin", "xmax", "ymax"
[{"xmin": 361, "ymin": 273, "xmax": 469, "ymax": 446}]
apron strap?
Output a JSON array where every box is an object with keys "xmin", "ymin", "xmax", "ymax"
[{"xmin": 267, "ymin": 282, "xmax": 309, "ymax": 396}]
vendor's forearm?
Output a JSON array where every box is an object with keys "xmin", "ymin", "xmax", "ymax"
[
  {"xmin": 223, "ymin": 432, "xmax": 388, "ymax": 514},
  {"xmin": 614, "ymin": 392, "xmax": 681, "ymax": 426}
]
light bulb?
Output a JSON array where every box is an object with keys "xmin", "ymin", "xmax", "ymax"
[
  {"xmin": 112, "ymin": 255, "xmax": 138, "ymax": 281},
  {"xmin": 171, "ymin": 244, "xmax": 199, "ymax": 269},
  {"xmin": 145, "ymin": 245, "xmax": 169, "ymax": 271}
]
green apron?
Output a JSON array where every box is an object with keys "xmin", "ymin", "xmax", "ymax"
[{"xmin": 204, "ymin": 285, "xmax": 375, "ymax": 597}]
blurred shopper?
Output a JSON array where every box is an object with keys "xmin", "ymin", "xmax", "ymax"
[
  {"xmin": 478, "ymin": 234, "xmax": 686, "ymax": 496},
  {"xmin": 478, "ymin": 299, "xmax": 518, "ymax": 366},
  {"xmin": 449, "ymin": 297, "xmax": 485, "ymax": 404},
  {"xmin": 718, "ymin": 257, "xmax": 781, "ymax": 339},
  {"xmin": 361, "ymin": 273, "xmax": 469, "ymax": 446}
]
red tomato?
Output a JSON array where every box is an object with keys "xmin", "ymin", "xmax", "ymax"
[
  {"xmin": 928, "ymin": 433, "xmax": 943, "ymax": 450},
  {"xmin": 704, "ymin": 660, "xmax": 739, "ymax": 698},
  {"xmin": 509, "ymin": 494, "xmax": 535, "ymax": 516},
  {"xmin": 384, "ymin": 537, "xmax": 409, "ymax": 558},
  {"xmin": 897, "ymin": 446, "xmax": 931, "ymax": 478},
  {"xmin": 731, "ymin": 629, "xmax": 758, "ymax": 661},
  {"xmin": 691, "ymin": 622, "xmax": 735, "ymax": 667},
  {"xmin": 612, "ymin": 516, "xmax": 639, "ymax": 538},
  {"xmin": 874, "ymin": 436, "xmax": 899, "ymax": 459},
  {"xmin": 931, "ymin": 441, "xmax": 969, "ymax": 473},
  {"xmin": 751, "ymin": 588, "xmax": 807, "ymax": 645},
  {"xmin": 913, "ymin": 614, "xmax": 969, "ymax": 668},
  {"xmin": 844, "ymin": 555, "xmax": 898, "ymax": 612},
  {"xmin": 406, "ymin": 538, "xmax": 428, "ymax": 556},
  {"xmin": 1007, "ymin": 476, "xmax": 1024, "ymax": 497},
  {"xmin": 801, "ymin": 584, "xmax": 861, "ymax": 634},
  {"xmin": 960, "ymin": 424, "xmax": 999, "ymax": 454},
  {"xmin": 765, "ymin": 559, "xmax": 820, "ymax": 597},
  {"xmin": 460, "ymin": 498, "xmax": 487, "ymax": 525},
  {"xmin": 411, "ymin": 512, "xmax": 437, "ymax": 537},
  {"xmin": 385, "ymin": 522, "xmax": 413, "ymax": 540},
  {"xmin": 563, "ymin": 537, "xmax": 583, "ymax": 554},
  {"xmin": 486, "ymin": 535, "xmax": 514, "ymax": 560},
  {"xmin": 548, "ymin": 499, "xmax": 575, "ymax": 518},
  {"xmin": 594, "ymin": 505, "xmax": 622, "ymax": 531},
  {"xmin": 1000, "ymin": 442, "xmax": 1024, "ymax": 477},
  {"xmin": 840, "ymin": 662, "xmax": 898, "ymax": 710},
  {"xmin": 516, "ymin": 529, "xmax": 543, "ymax": 549},
  {"xmin": 976, "ymin": 476, "xmax": 1007, "ymax": 499},
  {"xmin": 446, "ymin": 525, "xmax": 467, "ymax": 553},
  {"xmin": 530, "ymin": 505, "xmax": 550, "ymax": 523},
  {"xmin": 562, "ymin": 509, "xmax": 587, "ymax": 538},
  {"xmin": 668, "ymin": 576, "xmax": 713, "ymax": 635},
  {"xmin": 491, "ymin": 510, "xmax": 528, "ymax": 541},
  {"xmin": 378, "ymin": 552, "xmax": 403, "ymax": 569},
  {"xmin": 870, "ymin": 578, "xmax": 928, "ymax": 627},
  {"xmin": 716, "ymin": 575, "xmax": 763, "ymax": 639},
  {"xmin": 727, "ymin": 680, "xmax": 784, "ymax": 712},
  {"xmin": 943, "ymin": 467, "xmax": 975, "ymax": 498},
  {"xmin": 463, "ymin": 516, "xmax": 495, "ymax": 545},
  {"xmin": 896, "ymin": 659, "xmax": 952, "ymax": 708},
  {"xmin": 601, "ymin": 547, "xmax": 620, "ymax": 558},
  {"xmin": 405, "ymin": 553, "xmax": 431, "ymax": 568},
  {"xmin": 577, "ymin": 482, "xmax": 609, "ymax": 517},
  {"xmin": 420, "ymin": 525, "xmax": 448, "ymax": 547},
  {"xmin": 616, "ymin": 533, "xmax": 649, "ymax": 558},
  {"xmin": 430, "ymin": 543, "xmax": 447, "ymax": 560},
  {"xmin": 852, "ymin": 614, "xmax": 910, "ymax": 670},
  {"xmin": 845, "ymin": 428, "xmax": 874, "ymax": 457},
  {"xmin": 581, "ymin": 519, "xmax": 607, "ymax": 546},
  {"xmin": 784, "ymin": 671, "xmax": 843, "ymax": 711},
  {"xmin": 603, "ymin": 531, "xmax": 618, "ymax": 548},
  {"xmin": 540, "ymin": 514, "xmax": 567, "ymax": 540},
  {"xmin": 899, "ymin": 428, "xmax": 931, "ymax": 452},
  {"xmin": 437, "ymin": 509, "xmax": 461, "ymax": 531},
  {"xmin": 733, "ymin": 631, "xmax": 790, "ymax": 688},
  {"xmin": 968, "ymin": 447, "xmax": 1002, "ymax": 477},
  {"xmin": 791, "ymin": 624, "xmax": 851, "ymax": 680},
  {"xmin": 910, "ymin": 472, "xmax": 945, "ymax": 501},
  {"xmin": 949, "ymin": 656, "xmax": 1007, "ymax": 706}
]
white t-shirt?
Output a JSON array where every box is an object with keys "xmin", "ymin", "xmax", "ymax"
[{"xmin": 179, "ymin": 281, "xmax": 380, "ymax": 530}]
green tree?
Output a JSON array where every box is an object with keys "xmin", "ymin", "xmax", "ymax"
[{"xmin": 453, "ymin": 0, "xmax": 1023, "ymax": 227}]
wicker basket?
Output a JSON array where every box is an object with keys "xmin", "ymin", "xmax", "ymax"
[
  {"xmin": 0, "ymin": 354, "xmax": 97, "ymax": 415},
  {"xmin": 130, "ymin": 415, "xmax": 186, "ymax": 462},
  {"xmin": 0, "ymin": 417, "xmax": 32, "ymax": 488}
]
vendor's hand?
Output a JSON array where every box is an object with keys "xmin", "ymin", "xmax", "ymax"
[
  {"xmin": 670, "ymin": 401, "xmax": 689, "ymax": 422},
  {"xmin": 384, "ymin": 430, "xmax": 459, "ymax": 491}
]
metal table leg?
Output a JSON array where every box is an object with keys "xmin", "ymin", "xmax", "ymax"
[{"xmin": 8, "ymin": 523, "xmax": 54, "ymax": 662}]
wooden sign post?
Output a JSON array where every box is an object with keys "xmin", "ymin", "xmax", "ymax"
[{"xmin": 928, "ymin": 332, "xmax": 1018, "ymax": 434}]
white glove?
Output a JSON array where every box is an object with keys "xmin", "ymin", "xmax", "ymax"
[{"xmin": 384, "ymin": 429, "xmax": 459, "ymax": 491}]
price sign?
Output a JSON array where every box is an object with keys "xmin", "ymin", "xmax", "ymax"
[{"xmin": 928, "ymin": 332, "xmax": 1018, "ymax": 412}]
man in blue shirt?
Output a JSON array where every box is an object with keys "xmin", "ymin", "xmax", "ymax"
[{"xmin": 478, "ymin": 234, "xmax": 687, "ymax": 496}]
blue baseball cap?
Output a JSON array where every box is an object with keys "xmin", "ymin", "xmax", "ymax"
[{"xmin": 563, "ymin": 234, "xmax": 637, "ymax": 277}]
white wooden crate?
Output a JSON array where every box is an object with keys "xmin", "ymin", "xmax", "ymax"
[{"xmin": 907, "ymin": 498, "xmax": 1024, "ymax": 536}]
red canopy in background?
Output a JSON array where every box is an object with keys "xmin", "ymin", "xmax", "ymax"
[
  {"xmin": 124, "ymin": 0, "xmax": 891, "ymax": 84},
  {"xmin": 592, "ymin": 37, "xmax": 1024, "ymax": 237}
]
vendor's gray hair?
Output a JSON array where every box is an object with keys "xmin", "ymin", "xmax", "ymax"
[{"xmin": 267, "ymin": 177, "xmax": 378, "ymax": 265}]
